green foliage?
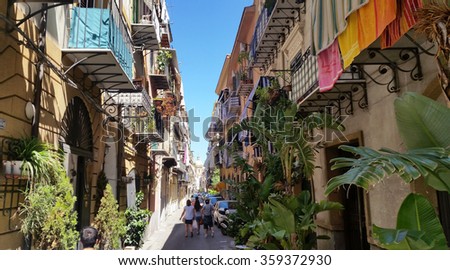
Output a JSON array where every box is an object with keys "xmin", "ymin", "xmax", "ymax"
[
  {"xmin": 211, "ymin": 168, "xmax": 221, "ymax": 187},
  {"xmin": 373, "ymin": 194, "xmax": 448, "ymax": 249},
  {"xmin": 207, "ymin": 188, "xmax": 220, "ymax": 196},
  {"xmin": 325, "ymin": 92, "xmax": 450, "ymax": 249},
  {"xmin": 123, "ymin": 192, "xmax": 152, "ymax": 248},
  {"xmin": 245, "ymin": 191, "xmax": 343, "ymax": 250},
  {"xmin": 225, "ymin": 213, "xmax": 245, "ymax": 239},
  {"xmin": 394, "ymin": 92, "xmax": 450, "ymax": 149},
  {"xmin": 326, "ymin": 93, "xmax": 450, "ymax": 194},
  {"xmin": 14, "ymin": 137, "xmax": 78, "ymax": 250},
  {"xmin": 36, "ymin": 177, "xmax": 78, "ymax": 250},
  {"xmin": 325, "ymin": 146, "xmax": 450, "ymax": 195},
  {"xmin": 8, "ymin": 136, "xmax": 63, "ymax": 188},
  {"xmin": 20, "ymin": 183, "xmax": 55, "ymax": 242},
  {"xmin": 20, "ymin": 171, "xmax": 78, "ymax": 250},
  {"xmin": 157, "ymin": 50, "xmax": 172, "ymax": 72},
  {"xmin": 232, "ymin": 97, "xmax": 344, "ymax": 195},
  {"xmin": 237, "ymin": 51, "xmax": 249, "ymax": 65},
  {"xmin": 93, "ymin": 184, "xmax": 126, "ymax": 250},
  {"xmin": 95, "ymin": 171, "xmax": 108, "ymax": 215}
]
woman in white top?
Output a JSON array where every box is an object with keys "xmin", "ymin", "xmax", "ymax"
[{"xmin": 180, "ymin": 199, "xmax": 195, "ymax": 238}]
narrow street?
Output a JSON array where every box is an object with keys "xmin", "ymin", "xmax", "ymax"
[{"xmin": 142, "ymin": 208, "xmax": 235, "ymax": 250}]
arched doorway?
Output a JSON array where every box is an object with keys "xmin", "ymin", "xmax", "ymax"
[{"xmin": 59, "ymin": 97, "xmax": 93, "ymax": 231}]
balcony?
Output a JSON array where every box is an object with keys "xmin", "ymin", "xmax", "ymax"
[
  {"xmin": 131, "ymin": 7, "xmax": 161, "ymax": 50},
  {"xmin": 149, "ymin": 49, "xmax": 179, "ymax": 92},
  {"xmin": 228, "ymin": 96, "xmax": 240, "ymax": 115},
  {"xmin": 250, "ymin": 0, "xmax": 303, "ymax": 68},
  {"xmin": 235, "ymin": 70, "xmax": 254, "ymax": 96},
  {"xmin": 291, "ymin": 47, "xmax": 368, "ymax": 119},
  {"xmin": 150, "ymin": 136, "xmax": 170, "ymax": 156},
  {"xmin": 240, "ymin": 76, "xmax": 274, "ymax": 121},
  {"xmin": 159, "ymin": 1, "xmax": 172, "ymax": 48},
  {"xmin": 130, "ymin": 113, "xmax": 165, "ymax": 143},
  {"xmin": 63, "ymin": 1, "xmax": 134, "ymax": 91},
  {"xmin": 173, "ymin": 161, "xmax": 186, "ymax": 175},
  {"xmin": 172, "ymin": 141, "xmax": 186, "ymax": 175}
]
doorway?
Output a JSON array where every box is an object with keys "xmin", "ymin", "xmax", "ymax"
[
  {"xmin": 60, "ymin": 97, "xmax": 93, "ymax": 232},
  {"xmin": 325, "ymin": 139, "xmax": 370, "ymax": 250},
  {"xmin": 75, "ymin": 156, "xmax": 90, "ymax": 231}
]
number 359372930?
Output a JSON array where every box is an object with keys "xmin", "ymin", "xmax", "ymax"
[{"xmin": 260, "ymin": 254, "xmax": 332, "ymax": 266}]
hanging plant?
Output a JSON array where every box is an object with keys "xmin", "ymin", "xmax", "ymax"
[{"xmin": 156, "ymin": 50, "xmax": 172, "ymax": 73}]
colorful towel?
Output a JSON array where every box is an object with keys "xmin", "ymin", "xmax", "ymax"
[
  {"xmin": 358, "ymin": 0, "xmax": 397, "ymax": 51},
  {"xmin": 312, "ymin": 0, "xmax": 369, "ymax": 55},
  {"xmin": 381, "ymin": 0, "xmax": 423, "ymax": 48},
  {"xmin": 318, "ymin": 39, "xmax": 343, "ymax": 92},
  {"xmin": 338, "ymin": 12, "xmax": 360, "ymax": 69}
]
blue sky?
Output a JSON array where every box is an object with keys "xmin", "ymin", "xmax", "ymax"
[{"xmin": 167, "ymin": 0, "xmax": 254, "ymax": 163}]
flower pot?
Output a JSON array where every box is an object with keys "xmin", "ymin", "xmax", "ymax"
[
  {"xmin": 11, "ymin": 160, "xmax": 30, "ymax": 178},
  {"xmin": 2, "ymin": 160, "xmax": 12, "ymax": 178}
]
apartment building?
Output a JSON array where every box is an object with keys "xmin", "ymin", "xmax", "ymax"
[
  {"xmin": 0, "ymin": 0, "xmax": 191, "ymax": 249},
  {"xmin": 207, "ymin": 0, "xmax": 449, "ymax": 249}
]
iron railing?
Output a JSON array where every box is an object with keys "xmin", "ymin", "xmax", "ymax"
[
  {"xmin": 68, "ymin": 0, "xmax": 133, "ymax": 79},
  {"xmin": 290, "ymin": 47, "xmax": 319, "ymax": 103}
]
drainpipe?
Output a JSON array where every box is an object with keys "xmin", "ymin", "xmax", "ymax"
[{"xmin": 31, "ymin": 4, "xmax": 48, "ymax": 138}]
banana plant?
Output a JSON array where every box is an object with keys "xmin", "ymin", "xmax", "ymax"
[
  {"xmin": 326, "ymin": 92, "xmax": 450, "ymax": 195},
  {"xmin": 325, "ymin": 92, "xmax": 450, "ymax": 249},
  {"xmin": 233, "ymin": 97, "xmax": 344, "ymax": 195},
  {"xmin": 246, "ymin": 191, "xmax": 343, "ymax": 250},
  {"xmin": 373, "ymin": 193, "xmax": 447, "ymax": 249}
]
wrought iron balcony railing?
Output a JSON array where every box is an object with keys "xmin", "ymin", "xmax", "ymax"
[
  {"xmin": 250, "ymin": 0, "xmax": 303, "ymax": 68},
  {"xmin": 228, "ymin": 96, "xmax": 240, "ymax": 114},
  {"xmin": 290, "ymin": 47, "xmax": 319, "ymax": 103},
  {"xmin": 131, "ymin": 3, "xmax": 161, "ymax": 50}
]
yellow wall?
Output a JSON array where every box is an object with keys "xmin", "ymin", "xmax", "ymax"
[{"xmin": 0, "ymin": 4, "xmax": 110, "ymax": 249}]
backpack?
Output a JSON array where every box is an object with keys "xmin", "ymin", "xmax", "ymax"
[{"xmin": 203, "ymin": 204, "xmax": 212, "ymax": 216}]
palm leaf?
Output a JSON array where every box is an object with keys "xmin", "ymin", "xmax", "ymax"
[
  {"xmin": 268, "ymin": 198, "xmax": 295, "ymax": 234},
  {"xmin": 325, "ymin": 146, "xmax": 450, "ymax": 195},
  {"xmin": 394, "ymin": 92, "xmax": 450, "ymax": 149},
  {"xmin": 373, "ymin": 194, "xmax": 447, "ymax": 249}
]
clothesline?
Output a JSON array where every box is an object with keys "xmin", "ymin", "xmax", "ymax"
[{"xmin": 311, "ymin": 0, "xmax": 423, "ymax": 93}]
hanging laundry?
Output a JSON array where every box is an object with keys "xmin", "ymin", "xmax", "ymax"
[
  {"xmin": 381, "ymin": 0, "xmax": 423, "ymax": 48},
  {"xmin": 318, "ymin": 39, "xmax": 343, "ymax": 92},
  {"xmin": 311, "ymin": 0, "xmax": 369, "ymax": 55},
  {"xmin": 358, "ymin": 0, "xmax": 397, "ymax": 51},
  {"xmin": 338, "ymin": 12, "xmax": 360, "ymax": 69}
]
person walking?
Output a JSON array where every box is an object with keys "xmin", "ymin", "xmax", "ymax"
[
  {"xmin": 180, "ymin": 199, "xmax": 195, "ymax": 238},
  {"xmin": 201, "ymin": 198, "xmax": 214, "ymax": 238},
  {"xmin": 193, "ymin": 197, "xmax": 202, "ymax": 235}
]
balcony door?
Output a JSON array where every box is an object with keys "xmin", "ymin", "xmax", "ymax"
[
  {"xmin": 326, "ymin": 139, "xmax": 370, "ymax": 250},
  {"xmin": 60, "ymin": 97, "xmax": 93, "ymax": 231}
]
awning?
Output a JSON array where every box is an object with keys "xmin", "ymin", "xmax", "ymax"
[
  {"xmin": 62, "ymin": 49, "xmax": 135, "ymax": 91},
  {"xmin": 149, "ymin": 74, "xmax": 170, "ymax": 90},
  {"xmin": 240, "ymin": 76, "xmax": 273, "ymax": 121},
  {"xmin": 162, "ymin": 157, "xmax": 177, "ymax": 168}
]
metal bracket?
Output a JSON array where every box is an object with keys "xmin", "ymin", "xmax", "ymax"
[
  {"xmin": 353, "ymin": 47, "xmax": 423, "ymax": 93},
  {"xmin": 7, "ymin": 1, "xmax": 72, "ymax": 30}
]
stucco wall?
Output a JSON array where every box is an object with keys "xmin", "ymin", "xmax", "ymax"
[{"xmin": 313, "ymin": 43, "xmax": 442, "ymax": 249}]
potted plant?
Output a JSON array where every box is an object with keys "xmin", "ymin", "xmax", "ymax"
[
  {"xmin": 156, "ymin": 50, "xmax": 172, "ymax": 73},
  {"xmin": 6, "ymin": 137, "xmax": 62, "ymax": 184},
  {"xmin": 123, "ymin": 191, "xmax": 152, "ymax": 249}
]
